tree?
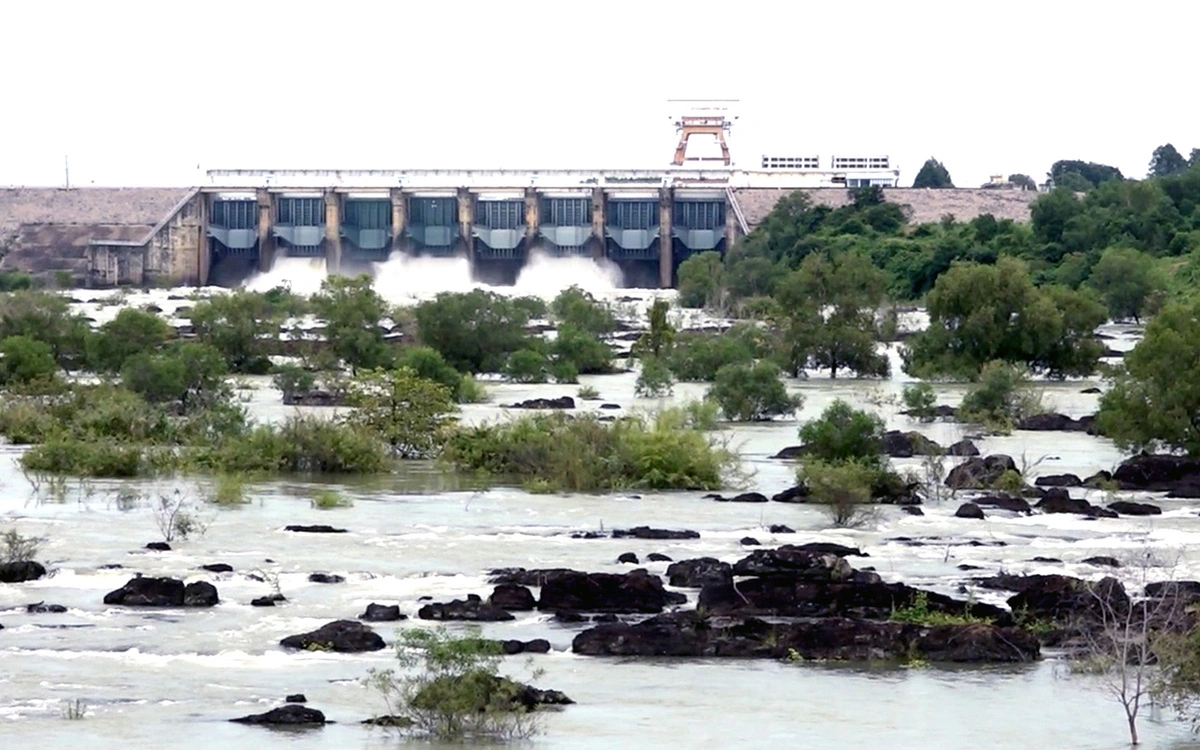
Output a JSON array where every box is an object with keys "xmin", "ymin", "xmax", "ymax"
[
  {"xmin": 1087, "ymin": 247, "xmax": 1165, "ymax": 322},
  {"xmin": 632, "ymin": 299, "xmax": 674, "ymax": 361},
  {"xmin": 902, "ymin": 257, "xmax": 1106, "ymax": 379},
  {"xmin": 956, "ymin": 360, "xmax": 1041, "ymax": 431},
  {"xmin": 396, "ymin": 346, "xmax": 470, "ymax": 401},
  {"xmin": 797, "ymin": 399, "xmax": 886, "ymax": 465},
  {"xmin": 0, "ymin": 290, "xmax": 90, "ymax": 369},
  {"xmin": 342, "ymin": 367, "xmax": 456, "ymax": 458},
  {"xmin": 121, "ymin": 342, "xmax": 228, "ymax": 410},
  {"xmin": 414, "ymin": 290, "xmax": 534, "ymax": 374},
  {"xmin": 666, "ymin": 326, "xmax": 762, "ymax": 382},
  {"xmin": 1050, "ymin": 160, "xmax": 1124, "ymax": 190},
  {"xmin": 87, "ymin": 307, "xmax": 171, "ymax": 373},
  {"xmin": 1149, "ymin": 143, "xmax": 1188, "ymax": 178},
  {"xmin": 706, "ymin": 361, "xmax": 801, "ymax": 421},
  {"xmin": 550, "ymin": 324, "xmax": 613, "ymax": 375},
  {"xmin": 1190, "ymin": 148, "xmax": 1200, "ymax": 169},
  {"xmin": 312, "ymin": 275, "xmax": 394, "ymax": 373},
  {"xmin": 635, "ymin": 356, "xmax": 674, "ymax": 397},
  {"xmin": 1098, "ymin": 300, "xmax": 1200, "ymax": 455},
  {"xmin": 504, "ymin": 349, "xmax": 549, "ymax": 384},
  {"xmin": 772, "ymin": 253, "xmax": 890, "ymax": 378},
  {"xmin": 1008, "ymin": 173, "xmax": 1037, "ymax": 191},
  {"xmin": 549, "ymin": 286, "xmax": 616, "ymax": 336},
  {"xmin": 0, "ymin": 335, "xmax": 57, "ymax": 386},
  {"xmin": 676, "ymin": 251, "xmax": 725, "ymax": 309},
  {"xmin": 190, "ymin": 290, "xmax": 296, "ymax": 374},
  {"xmin": 912, "ymin": 158, "xmax": 954, "ymax": 188},
  {"xmin": 799, "ymin": 458, "xmax": 877, "ymax": 528}
]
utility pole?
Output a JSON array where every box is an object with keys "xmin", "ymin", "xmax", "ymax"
[{"xmin": 64, "ymin": 155, "xmax": 70, "ymax": 189}]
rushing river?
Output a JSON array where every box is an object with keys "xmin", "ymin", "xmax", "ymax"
[{"xmin": 3, "ymin": 274, "xmax": 1200, "ymax": 749}]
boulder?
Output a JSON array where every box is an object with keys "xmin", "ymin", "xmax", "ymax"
[
  {"xmin": 1081, "ymin": 387, "xmax": 1101, "ymax": 394},
  {"xmin": 768, "ymin": 525, "xmax": 795, "ymax": 534},
  {"xmin": 902, "ymin": 506, "xmax": 925, "ymax": 516},
  {"xmin": 666, "ymin": 558, "xmax": 733, "ymax": 588},
  {"xmin": 200, "ymin": 563, "xmax": 233, "ymax": 573},
  {"xmin": 308, "ymin": 573, "xmax": 345, "ymax": 584},
  {"xmin": 251, "ymin": 597, "xmax": 277, "ymax": 607},
  {"xmin": 571, "ymin": 611, "xmax": 1036, "ymax": 662},
  {"xmin": 1113, "ymin": 454, "xmax": 1200, "ymax": 491},
  {"xmin": 230, "ymin": 705, "xmax": 326, "ymax": 726},
  {"xmin": 1035, "ymin": 489, "xmax": 1103, "ymax": 516},
  {"xmin": 103, "ymin": 577, "xmax": 218, "ymax": 607},
  {"xmin": 711, "ymin": 492, "xmax": 769, "ymax": 503},
  {"xmin": 786, "ymin": 542, "xmax": 867, "ymax": 558},
  {"xmin": 280, "ymin": 620, "xmax": 386, "ymax": 652},
  {"xmin": 285, "ymin": 694, "xmax": 307, "ymax": 703},
  {"xmin": 1167, "ymin": 481, "xmax": 1200, "ymax": 499},
  {"xmin": 284, "ymin": 525, "xmax": 347, "ymax": 534},
  {"xmin": 954, "ymin": 503, "xmax": 985, "ymax": 519},
  {"xmin": 538, "ymin": 570, "xmax": 684, "ymax": 613},
  {"xmin": 1018, "ymin": 413, "xmax": 1089, "ymax": 432},
  {"xmin": 25, "ymin": 602, "xmax": 67, "ymax": 613},
  {"xmin": 740, "ymin": 537, "xmax": 761, "ymax": 546},
  {"xmin": 502, "ymin": 396, "xmax": 575, "ymax": 410},
  {"xmin": 946, "ymin": 439, "xmax": 980, "ymax": 457},
  {"xmin": 617, "ymin": 552, "xmax": 640, "ymax": 564},
  {"xmin": 646, "ymin": 553, "xmax": 673, "ymax": 562},
  {"xmin": 1028, "ymin": 557, "xmax": 1062, "ymax": 564},
  {"xmin": 945, "ymin": 455, "xmax": 1017, "ymax": 490},
  {"xmin": 1146, "ymin": 581, "xmax": 1200, "ymax": 602},
  {"xmin": 599, "ymin": 403, "xmax": 621, "ymax": 410},
  {"xmin": 771, "ymin": 485, "xmax": 809, "ymax": 503},
  {"xmin": 501, "ymin": 638, "xmax": 552, "ymax": 655},
  {"xmin": 0, "ymin": 561, "xmax": 47, "ymax": 583},
  {"xmin": 488, "ymin": 584, "xmax": 536, "ymax": 611},
  {"xmin": 731, "ymin": 549, "xmax": 854, "ymax": 580},
  {"xmin": 1035, "ymin": 474, "xmax": 1082, "ymax": 488},
  {"xmin": 1083, "ymin": 470, "xmax": 1114, "ymax": 488},
  {"xmin": 418, "ymin": 594, "xmax": 515, "ymax": 622},
  {"xmin": 282, "ymin": 389, "xmax": 343, "ymax": 407},
  {"xmin": 772, "ymin": 445, "xmax": 806, "ymax": 459},
  {"xmin": 145, "ymin": 542, "xmax": 171, "ymax": 551},
  {"xmin": 1082, "ymin": 556, "xmax": 1120, "ymax": 568},
  {"xmin": 1107, "ymin": 500, "xmax": 1163, "ymax": 516},
  {"xmin": 882, "ymin": 430, "xmax": 943, "ymax": 458},
  {"xmin": 1002, "ymin": 575, "xmax": 1129, "ymax": 622},
  {"xmin": 611, "ymin": 527, "xmax": 700, "ymax": 540},
  {"xmin": 487, "ymin": 568, "xmax": 576, "ymax": 587},
  {"xmin": 360, "ymin": 603, "xmax": 406, "ymax": 621},
  {"xmin": 973, "ymin": 495, "xmax": 1031, "ymax": 513}
]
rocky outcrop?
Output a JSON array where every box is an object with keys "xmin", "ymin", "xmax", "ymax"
[
  {"xmin": 1018, "ymin": 413, "xmax": 1094, "ymax": 433},
  {"xmin": 611, "ymin": 527, "xmax": 700, "ymax": 540},
  {"xmin": 706, "ymin": 492, "xmax": 769, "ymax": 503},
  {"xmin": 488, "ymin": 568, "xmax": 577, "ymax": 587},
  {"xmin": 617, "ymin": 552, "xmax": 640, "ymax": 564},
  {"xmin": 308, "ymin": 573, "xmax": 345, "ymax": 584},
  {"xmin": 1107, "ymin": 500, "xmax": 1162, "ymax": 516},
  {"xmin": 230, "ymin": 705, "xmax": 327, "ymax": 726},
  {"xmin": 488, "ymin": 584, "xmax": 536, "ymax": 611},
  {"xmin": 360, "ymin": 603, "xmax": 406, "ymax": 621},
  {"xmin": 1034, "ymin": 489, "xmax": 1116, "ymax": 517},
  {"xmin": 280, "ymin": 620, "xmax": 385, "ymax": 652},
  {"xmin": 571, "ymin": 611, "xmax": 1038, "ymax": 662},
  {"xmin": 0, "ymin": 561, "xmax": 46, "ymax": 583},
  {"xmin": 955, "ymin": 503, "xmax": 985, "ymax": 519},
  {"xmin": 538, "ymin": 570, "xmax": 685, "ymax": 613},
  {"xmin": 978, "ymin": 574, "xmax": 1129, "ymax": 623},
  {"xmin": 945, "ymin": 455, "xmax": 1017, "ymax": 490},
  {"xmin": 946, "ymin": 439, "xmax": 980, "ymax": 457},
  {"xmin": 418, "ymin": 594, "xmax": 515, "ymax": 622},
  {"xmin": 666, "ymin": 558, "xmax": 733, "ymax": 588},
  {"xmin": 1035, "ymin": 474, "xmax": 1082, "ymax": 488},
  {"xmin": 771, "ymin": 485, "xmax": 809, "ymax": 503},
  {"xmin": 647, "ymin": 553, "xmax": 674, "ymax": 562},
  {"xmin": 1082, "ymin": 556, "xmax": 1120, "ymax": 568},
  {"xmin": 102, "ymin": 577, "xmax": 218, "ymax": 607},
  {"xmin": 882, "ymin": 431, "xmax": 943, "ymax": 458},
  {"xmin": 200, "ymin": 563, "xmax": 233, "ymax": 573},
  {"xmin": 284, "ymin": 525, "xmax": 347, "ymax": 533},
  {"xmin": 502, "ymin": 396, "xmax": 575, "ymax": 410},
  {"xmin": 1113, "ymin": 455, "xmax": 1200, "ymax": 492},
  {"xmin": 772, "ymin": 445, "xmax": 806, "ymax": 459},
  {"xmin": 282, "ymin": 389, "xmax": 344, "ymax": 407},
  {"xmin": 730, "ymin": 545, "xmax": 864, "ymax": 578},
  {"xmin": 501, "ymin": 638, "xmax": 552, "ymax": 655},
  {"xmin": 973, "ymin": 495, "xmax": 1032, "ymax": 513}
]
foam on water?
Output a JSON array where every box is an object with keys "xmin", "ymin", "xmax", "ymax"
[
  {"xmin": 242, "ymin": 255, "xmax": 328, "ymax": 296},
  {"xmin": 511, "ymin": 250, "xmax": 624, "ymax": 298},
  {"xmin": 370, "ymin": 252, "xmax": 475, "ymax": 304}
]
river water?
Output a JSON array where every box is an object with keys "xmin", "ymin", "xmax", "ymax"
[{"xmin": 3, "ymin": 268, "xmax": 1200, "ymax": 749}]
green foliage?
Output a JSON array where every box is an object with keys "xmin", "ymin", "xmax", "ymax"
[
  {"xmin": 311, "ymin": 489, "xmax": 352, "ymax": 509},
  {"xmin": 1098, "ymin": 299, "xmax": 1200, "ymax": 455},
  {"xmin": 798, "ymin": 458, "xmax": 877, "ymax": 528},
  {"xmin": 442, "ymin": 411, "xmax": 738, "ymax": 492},
  {"xmin": 666, "ymin": 326, "xmax": 763, "ymax": 381},
  {"xmin": 549, "ymin": 286, "xmax": 616, "ymax": 335},
  {"xmin": 342, "ymin": 367, "xmax": 457, "ymax": 458},
  {"xmin": 0, "ymin": 271, "xmax": 33, "ymax": 291},
  {"xmin": 547, "ymin": 358, "xmax": 578, "ymax": 384},
  {"xmin": 208, "ymin": 474, "xmax": 249, "ymax": 506},
  {"xmin": 121, "ymin": 342, "xmax": 228, "ymax": 410},
  {"xmin": 957, "ymin": 360, "xmax": 1042, "ymax": 431},
  {"xmin": 890, "ymin": 591, "xmax": 986, "ymax": 626},
  {"xmin": 0, "ymin": 290, "xmax": 90, "ymax": 368},
  {"xmin": 312, "ymin": 275, "xmax": 394, "ymax": 372},
  {"xmin": 271, "ymin": 363, "xmax": 315, "ymax": 395},
  {"xmin": 798, "ymin": 400, "xmax": 886, "ymax": 465},
  {"xmin": 902, "ymin": 382, "xmax": 938, "ymax": 421},
  {"xmin": 1008, "ymin": 173, "xmax": 1038, "ymax": 191},
  {"xmin": 633, "ymin": 299, "xmax": 674, "ymax": 360},
  {"xmin": 396, "ymin": 345, "xmax": 467, "ymax": 399},
  {"xmin": 197, "ymin": 416, "xmax": 391, "ymax": 475},
  {"xmin": 367, "ymin": 626, "xmax": 540, "ymax": 742},
  {"xmin": 676, "ymin": 251, "xmax": 725, "ymax": 309},
  {"xmin": 912, "ymin": 157, "xmax": 954, "ymax": 188},
  {"xmin": 86, "ymin": 308, "xmax": 171, "ymax": 373},
  {"xmin": 706, "ymin": 361, "xmax": 801, "ymax": 421},
  {"xmin": 550, "ymin": 324, "xmax": 613, "ymax": 375},
  {"xmin": 1050, "ymin": 160, "xmax": 1124, "ymax": 190},
  {"xmin": 21, "ymin": 437, "xmax": 150, "ymax": 478},
  {"xmin": 635, "ymin": 356, "xmax": 674, "ymax": 397},
  {"xmin": 1087, "ymin": 246, "xmax": 1165, "ymax": 322},
  {"xmin": 1149, "ymin": 143, "xmax": 1188, "ymax": 178},
  {"xmin": 576, "ymin": 385, "xmax": 600, "ymax": 400},
  {"xmin": 456, "ymin": 373, "xmax": 488, "ymax": 404},
  {"xmin": 903, "ymin": 257, "xmax": 1105, "ymax": 379},
  {"xmin": 414, "ymin": 290, "xmax": 535, "ymax": 373},
  {"xmin": 504, "ymin": 348, "xmax": 549, "ymax": 384},
  {"xmin": 0, "ymin": 335, "xmax": 57, "ymax": 385},
  {"xmin": 1, "ymin": 527, "xmax": 44, "ymax": 564},
  {"xmin": 189, "ymin": 290, "xmax": 299, "ymax": 373}
]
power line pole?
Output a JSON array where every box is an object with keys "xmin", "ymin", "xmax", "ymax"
[{"xmin": 65, "ymin": 155, "xmax": 70, "ymax": 189}]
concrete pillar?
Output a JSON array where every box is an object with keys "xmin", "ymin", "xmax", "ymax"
[
  {"xmin": 457, "ymin": 188, "xmax": 474, "ymax": 262},
  {"xmin": 324, "ymin": 191, "xmax": 342, "ymax": 274},
  {"xmin": 197, "ymin": 193, "xmax": 210, "ymax": 286},
  {"xmin": 591, "ymin": 188, "xmax": 606, "ymax": 260},
  {"xmin": 724, "ymin": 192, "xmax": 738, "ymax": 253},
  {"xmin": 524, "ymin": 188, "xmax": 539, "ymax": 247},
  {"xmin": 389, "ymin": 188, "xmax": 406, "ymax": 254},
  {"xmin": 256, "ymin": 189, "xmax": 275, "ymax": 272},
  {"xmin": 658, "ymin": 187, "xmax": 674, "ymax": 288}
]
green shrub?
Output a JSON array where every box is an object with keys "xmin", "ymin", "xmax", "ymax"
[
  {"xmin": 272, "ymin": 364, "xmax": 315, "ymax": 395},
  {"xmin": 958, "ymin": 360, "xmax": 1042, "ymax": 431},
  {"xmin": 21, "ymin": 438, "xmax": 149, "ymax": 478},
  {"xmin": 396, "ymin": 345, "xmax": 464, "ymax": 395},
  {"xmin": 548, "ymin": 358, "xmax": 578, "ymax": 384},
  {"xmin": 798, "ymin": 400, "xmax": 886, "ymax": 465},
  {"xmin": 550, "ymin": 286, "xmax": 616, "ymax": 335},
  {"xmin": 799, "ymin": 458, "xmax": 877, "ymax": 528},
  {"xmin": 415, "ymin": 290, "xmax": 536, "ymax": 373},
  {"xmin": 665, "ymin": 327, "xmax": 763, "ymax": 382},
  {"xmin": 0, "ymin": 335, "xmax": 57, "ymax": 385},
  {"xmin": 311, "ymin": 489, "xmax": 353, "ymax": 508},
  {"xmin": 456, "ymin": 373, "xmax": 489, "ymax": 404},
  {"xmin": 86, "ymin": 308, "xmax": 171, "ymax": 374},
  {"xmin": 197, "ymin": 416, "xmax": 390, "ymax": 475},
  {"xmin": 504, "ymin": 349, "xmax": 548, "ymax": 384},
  {"xmin": 635, "ymin": 356, "xmax": 674, "ymax": 397},
  {"xmin": 208, "ymin": 474, "xmax": 249, "ymax": 506},
  {"xmin": 342, "ymin": 367, "xmax": 457, "ymax": 458},
  {"xmin": 550, "ymin": 325, "xmax": 613, "ymax": 375},
  {"xmin": 576, "ymin": 385, "xmax": 600, "ymax": 400},
  {"xmin": 902, "ymin": 382, "xmax": 938, "ymax": 421},
  {"xmin": 890, "ymin": 591, "xmax": 987, "ymax": 626},
  {"xmin": 707, "ymin": 361, "xmax": 802, "ymax": 421},
  {"xmin": 2, "ymin": 527, "xmax": 44, "ymax": 563}
]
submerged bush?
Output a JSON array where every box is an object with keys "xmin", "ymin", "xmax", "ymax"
[
  {"xmin": 707, "ymin": 361, "xmax": 801, "ymax": 421},
  {"xmin": 798, "ymin": 400, "xmax": 887, "ymax": 465},
  {"xmin": 442, "ymin": 411, "xmax": 737, "ymax": 492},
  {"xmin": 635, "ymin": 356, "xmax": 674, "ymax": 397},
  {"xmin": 21, "ymin": 438, "xmax": 153, "ymax": 478},
  {"xmin": 957, "ymin": 360, "xmax": 1043, "ymax": 431},
  {"xmin": 0, "ymin": 335, "xmax": 58, "ymax": 386},
  {"xmin": 799, "ymin": 458, "xmax": 878, "ymax": 528}
]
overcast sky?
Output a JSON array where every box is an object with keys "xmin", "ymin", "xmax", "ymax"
[{"xmin": 2, "ymin": 0, "xmax": 1195, "ymax": 188}]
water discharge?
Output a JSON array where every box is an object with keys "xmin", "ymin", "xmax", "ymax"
[
  {"xmin": 242, "ymin": 255, "xmax": 328, "ymax": 297},
  {"xmin": 370, "ymin": 252, "xmax": 475, "ymax": 304},
  {"xmin": 512, "ymin": 249, "xmax": 623, "ymax": 298}
]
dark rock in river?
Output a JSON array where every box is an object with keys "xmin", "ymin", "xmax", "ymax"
[
  {"xmin": 145, "ymin": 542, "xmax": 171, "ymax": 551},
  {"xmin": 946, "ymin": 439, "xmax": 980, "ymax": 457},
  {"xmin": 973, "ymin": 494, "xmax": 1031, "ymax": 513},
  {"xmin": 418, "ymin": 594, "xmax": 515, "ymax": 622},
  {"xmin": 502, "ymin": 396, "xmax": 575, "ymax": 410},
  {"xmin": 882, "ymin": 430, "xmax": 943, "ymax": 458},
  {"xmin": 771, "ymin": 485, "xmax": 809, "ymax": 503},
  {"xmin": 981, "ymin": 574, "xmax": 1129, "ymax": 622},
  {"xmin": 666, "ymin": 558, "xmax": 733, "ymax": 588},
  {"xmin": 1035, "ymin": 474, "xmax": 1082, "ymax": 488},
  {"xmin": 599, "ymin": 403, "xmax": 621, "ymax": 410},
  {"xmin": 307, "ymin": 573, "xmax": 345, "ymax": 584},
  {"xmin": 1028, "ymin": 557, "xmax": 1062, "ymax": 564},
  {"xmin": 502, "ymin": 638, "xmax": 552, "ymax": 655},
  {"xmin": 740, "ymin": 537, "xmax": 760, "ymax": 546},
  {"xmin": 285, "ymin": 694, "xmax": 307, "ymax": 703},
  {"xmin": 200, "ymin": 563, "xmax": 233, "ymax": 573},
  {"xmin": 772, "ymin": 445, "xmax": 806, "ymax": 459},
  {"xmin": 709, "ymin": 491, "xmax": 769, "ymax": 503},
  {"xmin": 539, "ymin": 569, "xmax": 684, "ymax": 613},
  {"xmin": 768, "ymin": 525, "xmax": 795, "ymax": 534},
  {"xmin": 488, "ymin": 568, "xmax": 577, "ymax": 587},
  {"xmin": 26, "ymin": 602, "xmax": 67, "ymax": 613},
  {"xmin": 571, "ymin": 611, "xmax": 1037, "ymax": 662},
  {"xmin": 1107, "ymin": 500, "xmax": 1163, "ymax": 516},
  {"xmin": 1035, "ymin": 489, "xmax": 1112, "ymax": 517},
  {"xmin": 1145, "ymin": 581, "xmax": 1200, "ymax": 602},
  {"xmin": 647, "ymin": 553, "xmax": 674, "ymax": 562},
  {"xmin": 570, "ymin": 531, "xmax": 604, "ymax": 540},
  {"xmin": 360, "ymin": 603, "xmax": 405, "ymax": 621},
  {"xmin": 230, "ymin": 705, "xmax": 327, "ymax": 726},
  {"xmin": 251, "ymin": 597, "xmax": 277, "ymax": 607},
  {"xmin": 617, "ymin": 552, "xmax": 640, "ymax": 564},
  {"xmin": 285, "ymin": 524, "xmax": 347, "ymax": 533},
  {"xmin": 732, "ymin": 547, "xmax": 856, "ymax": 579},
  {"xmin": 1082, "ymin": 556, "xmax": 1121, "ymax": 568},
  {"xmin": 945, "ymin": 455, "xmax": 1017, "ymax": 490},
  {"xmin": 0, "ymin": 561, "xmax": 47, "ymax": 583},
  {"xmin": 1113, "ymin": 454, "xmax": 1200, "ymax": 492},
  {"xmin": 1018, "ymin": 413, "xmax": 1092, "ymax": 433},
  {"xmin": 1082, "ymin": 470, "xmax": 1113, "ymax": 488},
  {"xmin": 1168, "ymin": 480, "xmax": 1200, "ymax": 498},
  {"xmin": 1081, "ymin": 387, "xmax": 1102, "ymax": 394},
  {"xmin": 103, "ymin": 577, "xmax": 218, "ymax": 607},
  {"xmin": 612, "ymin": 527, "xmax": 700, "ymax": 540},
  {"xmin": 489, "ymin": 584, "xmax": 536, "ymax": 611},
  {"xmin": 902, "ymin": 506, "xmax": 925, "ymax": 516},
  {"xmin": 955, "ymin": 503, "xmax": 985, "ymax": 519},
  {"xmin": 282, "ymin": 389, "xmax": 343, "ymax": 407},
  {"xmin": 280, "ymin": 619, "xmax": 385, "ymax": 652}
]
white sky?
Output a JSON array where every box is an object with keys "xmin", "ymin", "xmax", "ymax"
[{"xmin": 1, "ymin": 0, "xmax": 1196, "ymax": 188}]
